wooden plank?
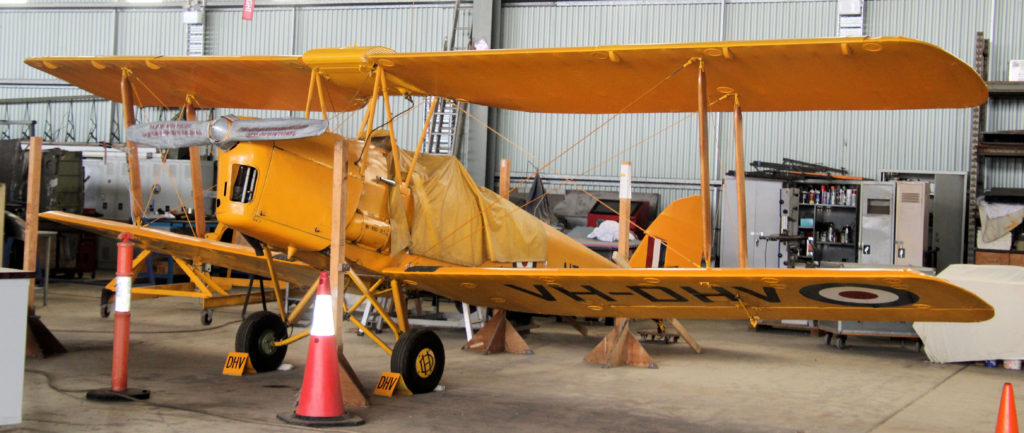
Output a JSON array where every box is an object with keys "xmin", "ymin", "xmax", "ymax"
[
  {"xmin": 668, "ymin": 318, "xmax": 702, "ymax": 354},
  {"xmin": 329, "ymin": 135, "xmax": 367, "ymax": 407},
  {"xmin": 562, "ymin": 316, "xmax": 588, "ymax": 337},
  {"xmin": 24, "ymin": 137, "xmax": 42, "ymax": 315},
  {"xmin": 330, "ymin": 137, "xmax": 347, "ymax": 337}
]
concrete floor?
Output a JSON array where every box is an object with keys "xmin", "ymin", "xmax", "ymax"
[{"xmin": 6, "ymin": 280, "xmax": 1023, "ymax": 433}]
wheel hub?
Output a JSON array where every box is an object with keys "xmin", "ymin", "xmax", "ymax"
[
  {"xmin": 414, "ymin": 348, "xmax": 435, "ymax": 378},
  {"xmin": 258, "ymin": 330, "xmax": 277, "ymax": 355}
]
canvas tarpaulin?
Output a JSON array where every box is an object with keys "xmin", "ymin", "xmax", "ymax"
[
  {"xmin": 389, "ymin": 149, "xmax": 546, "ymax": 266},
  {"xmin": 913, "ymin": 264, "xmax": 1024, "ymax": 363}
]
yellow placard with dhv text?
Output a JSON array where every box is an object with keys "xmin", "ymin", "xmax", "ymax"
[
  {"xmin": 373, "ymin": 372, "xmax": 412, "ymax": 397},
  {"xmin": 222, "ymin": 352, "xmax": 257, "ymax": 376}
]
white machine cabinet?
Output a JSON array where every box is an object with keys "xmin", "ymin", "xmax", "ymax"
[
  {"xmin": 858, "ymin": 182, "xmax": 895, "ymax": 264},
  {"xmin": 894, "ymin": 181, "xmax": 931, "ymax": 266},
  {"xmin": 0, "ymin": 268, "xmax": 30, "ymax": 425}
]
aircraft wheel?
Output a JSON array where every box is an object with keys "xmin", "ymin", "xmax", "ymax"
[
  {"xmin": 235, "ymin": 311, "xmax": 288, "ymax": 372},
  {"xmin": 201, "ymin": 309, "xmax": 214, "ymax": 326},
  {"xmin": 390, "ymin": 329, "xmax": 445, "ymax": 394}
]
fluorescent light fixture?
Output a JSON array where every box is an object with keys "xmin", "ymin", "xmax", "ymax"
[
  {"xmin": 125, "ymin": 0, "xmax": 165, "ymax": 3},
  {"xmin": 0, "ymin": 0, "xmax": 29, "ymax": 4}
]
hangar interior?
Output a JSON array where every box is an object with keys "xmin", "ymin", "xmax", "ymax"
[{"xmin": 1, "ymin": 0, "xmax": 1023, "ymax": 431}]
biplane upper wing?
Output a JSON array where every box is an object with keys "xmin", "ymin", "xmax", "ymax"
[
  {"xmin": 28, "ymin": 37, "xmax": 984, "ymax": 114},
  {"xmin": 384, "ymin": 266, "xmax": 994, "ymax": 322},
  {"xmin": 23, "ymin": 52, "xmax": 383, "ymax": 111},
  {"xmin": 42, "ymin": 211, "xmax": 322, "ymax": 285},
  {"xmin": 313, "ymin": 36, "xmax": 987, "ymax": 113}
]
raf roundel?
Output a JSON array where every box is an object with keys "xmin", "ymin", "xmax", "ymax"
[{"xmin": 799, "ymin": 283, "xmax": 919, "ymax": 308}]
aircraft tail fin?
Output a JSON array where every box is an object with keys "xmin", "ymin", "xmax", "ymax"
[{"xmin": 628, "ymin": 196, "xmax": 705, "ymax": 269}]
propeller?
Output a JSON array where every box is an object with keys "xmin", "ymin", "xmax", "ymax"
[{"xmin": 126, "ymin": 116, "xmax": 328, "ymax": 151}]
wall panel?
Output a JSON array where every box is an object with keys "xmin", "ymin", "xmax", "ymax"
[{"xmin": 0, "ymin": 10, "xmax": 115, "ymax": 79}]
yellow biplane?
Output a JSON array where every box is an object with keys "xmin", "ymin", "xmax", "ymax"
[{"xmin": 27, "ymin": 37, "xmax": 992, "ymax": 394}]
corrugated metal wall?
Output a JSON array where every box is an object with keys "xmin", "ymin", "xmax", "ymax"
[
  {"xmin": 498, "ymin": 0, "xmax": 1023, "ymax": 205},
  {"xmin": 206, "ymin": 5, "xmax": 455, "ymax": 150},
  {"xmin": 0, "ymin": 9, "xmax": 115, "ymax": 79},
  {"xmin": 0, "ymin": 0, "xmax": 1021, "ymax": 200}
]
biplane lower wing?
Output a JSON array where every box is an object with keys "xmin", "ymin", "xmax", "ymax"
[
  {"xmin": 384, "ymin": 267, "xmax": 993, "ymax": 323},
  {"xmin": 42, "ymin": 211, "xmax": 321, "ymax": 285}
]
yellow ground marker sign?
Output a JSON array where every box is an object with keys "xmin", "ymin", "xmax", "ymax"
[
  {"xmin": 373, "ymin": 372, "xmax": 412, "ymax": 397},
  {"xmin": 222, "ymin": 352, "xmax": 257, "ymax": 376}
]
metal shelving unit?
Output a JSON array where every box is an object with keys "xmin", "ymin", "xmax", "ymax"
[{"xmin": 967, "ymin": 32, "xmax": 1024, "ymax": 263}]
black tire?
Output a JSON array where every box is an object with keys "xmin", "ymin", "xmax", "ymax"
[
  {"xmin": 835, "ymin": 335, "xmax": 848, "ymax": 350},
  {"xmin": 390, "ymin": 329, "xmax": 445, "ymax": 394},
  {"xmin": 825, "ymin": 333, "xmax": 833, "ymax": 346},
  {"xmin": 201, "ymin": 309, "xmax": 214, "ymax": 326},
  {"xmin": 100, "ymin": 304, "xmax": 110, "ymax": 318},
  {"xmin": 235, "ymin": 311, "xmax": 288, "ymax": 372}
]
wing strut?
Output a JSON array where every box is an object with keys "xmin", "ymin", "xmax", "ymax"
[
  {"xmin": 732, "ymin": 95, "xmax": 749, "ymax": 268},
  {"xmin": 695, "ymin": 59, "xmax": 712, "ymax": 267},
  {"xmin": 184, "ymin": 97, "xmax": 207, "ymax": 238},
  {"xmin": 119, "ymin": 69, "xmax": 146, "ymax": 225}
]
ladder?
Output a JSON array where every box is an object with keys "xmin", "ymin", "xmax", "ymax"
[
  {"xmin": 184, "ymin": 2, "xmax": 205, "ymax": 57},
  {"xmin": 187, "ymin": 23, "xmax": 205, "ymax": 57},
  {"xmin": 424, "ymin": 0, "xmax": 473, "ymax": 156}
]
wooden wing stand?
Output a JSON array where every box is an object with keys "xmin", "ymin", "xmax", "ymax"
[
  {"xmin": 584, "ymin": 318, "xmax": 655, "ymax": 368},
  {"xmin": 584, "ymin": 162, "xmax": 654, "ymax": 368},
  {"xmin": 463, "ymin": 159, "xmax": 533, "ymax": 356},
  {"xmin": 24, "ymin": 137, "xmax": 67, "ymax": 358},
  {"xmin": 463, "ymin": 310, "xmax": 533, "ymax": 355},
  {"xmin": 583, "ymin": 162, "xmax": 700, "ymax": 368},
  {"xmin": 328, "ymin": 133, "xmax": 369, "ymax": 408}
]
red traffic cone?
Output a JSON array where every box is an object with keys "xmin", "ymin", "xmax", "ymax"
[
  {"xmin": 997, "ymin": 382, "xmax": 1019, "ymax": 433},
  {"xmin": 278, "ymin": 272, "xmax": 363, "ymax": 427}
]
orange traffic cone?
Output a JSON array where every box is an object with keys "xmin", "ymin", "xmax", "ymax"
[
  {"xmin": 997, "ymin": 382, "xmax": 1019, "ymax": 433},
  {"xmin": 278, "ymin": 272, "xmax": 363, "ymax": 427}
]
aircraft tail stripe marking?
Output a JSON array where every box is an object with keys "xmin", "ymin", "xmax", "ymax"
[
  {"xmin": 657, "ymin": 241, "xmax": 667, "ymax": 268},
  {"xmin": 645, "ymin": 238, "xmax": 666, "ymax": 268}
]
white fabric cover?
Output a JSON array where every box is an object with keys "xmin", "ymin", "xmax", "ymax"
[{"xmin": 913, "ymin": 264, "xmax": 1024, "ymax": 363}]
